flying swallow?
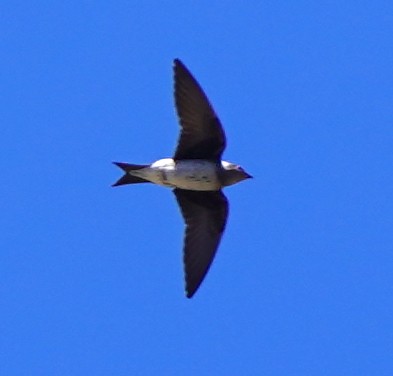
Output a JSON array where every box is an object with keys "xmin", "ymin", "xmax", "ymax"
[{"xmin": 113, "ymin": 59, "xmax": 252, "ymax": 298}]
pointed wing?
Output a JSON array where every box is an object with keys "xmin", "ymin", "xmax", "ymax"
[
  {"xmin": 173, "ymin": 59, "xmax": 226, "ymax": 161},
  {"xmin": 174, "ymin": 189, "xmax": 229, "ymax": 298}
]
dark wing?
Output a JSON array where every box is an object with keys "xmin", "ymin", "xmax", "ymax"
[
  {"xmin": 174, "ymin": 189, "xmax": 229, "ymax": 298},
  {"xmin": 173, "ymin": 59, "xmax": 226, "ymax": 161}
]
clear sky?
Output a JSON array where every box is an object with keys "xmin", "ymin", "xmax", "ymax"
[{"xmin": 1, "ymin": 1, "xmax": 392, "ymax": 375}]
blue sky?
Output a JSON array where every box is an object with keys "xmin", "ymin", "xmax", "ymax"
[{"xmin": 1, "ymin": 1, "xmax": 392, "ymax": 375}]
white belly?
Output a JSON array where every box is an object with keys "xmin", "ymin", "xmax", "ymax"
[{"xmin": 131, "ymin": 158, "xmax": 221, "ymax": 191}]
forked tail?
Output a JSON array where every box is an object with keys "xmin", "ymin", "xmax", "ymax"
[{"xmin": 112, "ymin": 162, "xmax": 150, "ymax": 186}]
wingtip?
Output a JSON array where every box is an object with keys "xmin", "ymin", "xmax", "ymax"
[
  {"xmin": 185, "ymin": 280, "xmax": 203, "ymax": 299},
  {"xmin": 185, "ymin": 281, "xmax": 197, "ymax": 299},
  {"xmin": 174, "ymin": 58, "xmax": 186, "ymax": 70},
  {"xmin": 186, "ymin": 290, "xmax": 195, "ymax": 299}
]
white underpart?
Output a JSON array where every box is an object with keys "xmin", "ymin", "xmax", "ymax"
[
  {"xmin": 129, "ymin": 158, "xmax": 225, "ymax": 191},
  {"xmin": 221, "ymin": 160, "xmax": 236, "ymax": 169}
]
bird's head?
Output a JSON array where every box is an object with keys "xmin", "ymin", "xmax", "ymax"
[{"xmin": 220, "ymin": 161, "xmax": 253, "ymax": 187}]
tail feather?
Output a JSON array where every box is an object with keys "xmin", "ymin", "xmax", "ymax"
[
  {"xmin": 113, "ymin": 162, "xmax": 148, "ymax": 172},
  {"xmin": 112, "ymin": 162, "xmax": 151, "ymax": 187}
]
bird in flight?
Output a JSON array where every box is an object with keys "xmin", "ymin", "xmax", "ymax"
[{"xmin": 113, "ymin": 59, "xmax": 252, "ymax": 298}]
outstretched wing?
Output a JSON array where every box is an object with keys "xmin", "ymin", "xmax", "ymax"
[
  {"xmin": 174, "ymin": 189, "xmax": 229, "ymax": 298},
  {"xmin": 173, "ymin": 59, "xmax": 226, "ymax": 161}
]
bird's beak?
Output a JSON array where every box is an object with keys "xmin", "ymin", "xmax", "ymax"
[{"xmin": 246, "ymin": 173, "xmax": 253, "ymax": 179}]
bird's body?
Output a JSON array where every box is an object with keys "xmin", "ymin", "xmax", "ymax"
[
  {"xmin": 119, "ymin": 158, "xmax": 246, "ymax": 191},
  {"xmin": 130, "ymin": 158, "xmax": 222, "ymax": 190},
  {"xmin": 113, "ymin": 59, "xmax": 251, "ymax": 298}
]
